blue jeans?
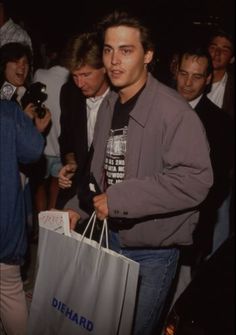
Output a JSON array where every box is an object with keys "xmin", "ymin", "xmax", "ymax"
[{"xmin": 109, "ymin": 232, "xmax": 179, "ymax": 335}]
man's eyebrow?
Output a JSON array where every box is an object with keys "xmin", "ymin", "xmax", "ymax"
[
  {"xmin": 104, "ymin": 44, "xmax": 134, "ymax": 48},
  {"xmin": 210, "ymin": 42, "xmax": 232, "ymax": 50},
  {"xmin": 222, "ymin": 45, "xmax": 233, "ymax": 50},
  {"xmin": 119, "ymin": 45, "xmax": 135, "ymax": 49}
]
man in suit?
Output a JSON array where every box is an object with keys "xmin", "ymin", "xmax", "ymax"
[
  {"xmin": 174, "ymin": 45, "xmax": 233, "ymax": 303},
  {"xmin": 207, "ymin": 28, "xmax": 235, "ymax": 255},
  {"xmin": 56, "ymin": 32, "xmax": 109, "ymax": 210}
]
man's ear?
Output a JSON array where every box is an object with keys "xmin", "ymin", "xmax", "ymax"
[
  {"xmin": 230, "ymin": 56, "xmax": 235, "ymax": 64},
  {"xmin": 144, "ymin": 50, "xmax": 154, "ymax": 65}
]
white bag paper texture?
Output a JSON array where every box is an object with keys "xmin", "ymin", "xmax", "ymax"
[
  {"xmin": 38, "ymin": 211, "xmax": 71, "ymax": 236},
  {"xmin": 27, "ymin": 212, "xmax": 139, "ymax": 335}
]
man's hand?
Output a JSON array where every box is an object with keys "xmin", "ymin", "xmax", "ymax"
[
  {"xmin": 58, "ymin": 163, "xmax": 77, "ymax": 189},
  {"xmin": 23, "ymin": 102, "xmax": 37, "ymax": 119},
  {"xmin": 93, "ymin": 193, "xmax": 109, "ymax": 221},
  {"xmin": 34, "ymin": 107, "xmax": 51, "ymax": 132},
  {"xmin": 49, "ymin": 208, "xmax": 80, "ymax": 230},
  {"xmin": 67, "ymin": 209, "xmax": 80, "ymax": 230}
]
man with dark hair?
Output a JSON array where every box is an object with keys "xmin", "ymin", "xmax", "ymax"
[
  {"xmin": 174, "ymin": 46, "xmax": 233, "ymax": 303},
  {"xmin": 207, "ymin": 28, "xmax": 234, "ymax": 119},
  {"xmin": 67, "ymin": 12, "xmax": 213, "ymax": 334}
]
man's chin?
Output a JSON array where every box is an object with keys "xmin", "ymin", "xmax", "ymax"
[
  {"xmin": 109, "ymin": 79, "xmax": 124, "ymax": 88},
  {"xmin": 81, "ymin": 90, "xmax": 92, "ymax": 97},
  {"xmin": 183, "ymin": 94, "xmax": 194, "ymax": 102}
]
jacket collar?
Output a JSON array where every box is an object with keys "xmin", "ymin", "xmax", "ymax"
[
  {"xmin": 129, "ymin": 73, "xmax": 158, "ymax": 127},
  {"xmin": 105, "ymin": 73, "xmax": 158, "ymax": 128}
]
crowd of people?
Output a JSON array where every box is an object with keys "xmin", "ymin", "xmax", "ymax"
[{"xmin": 0, "ymin": 1, "xmax": 234, "ymax": 334}]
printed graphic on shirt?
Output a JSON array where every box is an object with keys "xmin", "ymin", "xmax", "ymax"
[{"xmin": 104, "ymin": 127, "xmax": 127, "ymax": 186}]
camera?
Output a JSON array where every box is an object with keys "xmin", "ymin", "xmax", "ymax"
[
  {"xmin": 0, "ymin": 81, "xmax": 17, "ymax": 100},
  {"xmin": 21, "ymin": 82, "xmax": 47, "ymax": 118}
]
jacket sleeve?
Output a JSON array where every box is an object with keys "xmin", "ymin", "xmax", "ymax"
[
  {"xmin": 58, "ymin": 83, "xmax": 69, "ymax": 162},
  {"xmin": 107, "ymin": 108, "xmax": 213, "ymax": 219},
  {"xmin": 15, "ymin": 103, "xmax": 44, "ymax": 163},
  {"xmin": 58, "ymin": 82, "xmax": 76, "ymax": 164}
]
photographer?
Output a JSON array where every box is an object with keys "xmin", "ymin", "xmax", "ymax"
[
  {"xmin": 0, "ymin": 42, "xmax": 51, "ymax": 130},
  {"xmin": 0, "ymin": 100, "xmax": 44, "ymax": 335},
  {"xmin": 0, "ymin": 42, "xmax": 51, "ymax": 282}
]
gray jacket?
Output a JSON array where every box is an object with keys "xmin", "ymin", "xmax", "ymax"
[{"xmin": 91, "ymin": 74, "xmax": 213, "ymax": 247}]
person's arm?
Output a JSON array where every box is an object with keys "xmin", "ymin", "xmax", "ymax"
[
  {"xmin": 58, "ymin": 83, "xmax": 74, "ymax": 164},
  {"xmin": 64, "ymin": 152, "xmax": 77, "ymax": 166},
  {"xmin": 34, "ymin": 108, "xmax": 51, "ymax": 133},
  {"xmin": 23, "ymin": 104, "xmax": 51, "ymax": 133},
  {"xmin": 105, "ymin": 109, "xmax": 213, "ymax": 219},
  {"xmin": 66, "ymin": 209, "xmax": 81, "ymax": 230},
  {"xmin": 23, "ymin": 102, "xmax": 37, "ymax": 119},
  {"xmin": 93, "ymin": 194, "xmax": 108, "ymax": 221},
  {"xmin": 58, "ymin": 153, "xmax": 78, "ymax": 189},
  {"xmin": 14, "ymin": 102, "xmax": 45, "ymax": 163}
]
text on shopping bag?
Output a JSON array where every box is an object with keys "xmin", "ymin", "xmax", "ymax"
[{"xmin": 52, "ymin": 297, "xmax": 94, "ymax": 332}]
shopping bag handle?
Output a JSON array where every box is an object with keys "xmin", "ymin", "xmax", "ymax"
[
  {"xmin": 81, "ymin": 211, "xmax": 96, "ymax": 238},
  {"xmin": 99, "ymin": 218, "xmax": 109, "ymax": 248},
  {"xmin": 81, "ymin": 212, "xmax": 109, "ymax": 249}
]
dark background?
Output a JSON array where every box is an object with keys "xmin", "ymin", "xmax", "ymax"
[
  {"xmin": 10, "ymin": 0, "xmax": 235, "ymax": 39},
  {"xmin": 6, "ymin": 0, "xmax": 235, "ymax": 73}
]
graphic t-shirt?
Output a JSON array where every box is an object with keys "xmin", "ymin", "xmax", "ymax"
[{"xmin": 104, "ymin": 86, "xmax": 145, "ymax": 187}]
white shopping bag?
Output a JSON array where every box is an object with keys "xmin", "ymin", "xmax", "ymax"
[{"xmin": 27, "ymin": 211, "xmax": 139, "ymax": 335}]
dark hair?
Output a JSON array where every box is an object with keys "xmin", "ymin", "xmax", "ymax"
[
  {"xmin": 97, "ymin": 10, "xmax": 156, "ymax": 72},
  {"xmin": 208, "ymin": 28, "xmax": 234, "ymax": 54},
  {"xmin": 178, "ymin": 46, "xmax": 213, "ymax": 76},
  {"xmin": 177, "ymin": 45, "xmax": 213, "ymax": 94},
  {"xmin": 64, "ymin": 32, "xmax": 103, "ymax": 72},
  {"xmin": 0, "ymin": 42, "xmax": 32, "ymax": 87}
]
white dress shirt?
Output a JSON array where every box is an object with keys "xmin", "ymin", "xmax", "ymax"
[
  {"xmin": 207, "ymin": 72, "xmax": 227, "ymax": 108},
  {"xmin": 86, "ymin": 88, "xmax": 110, "ymax": 149}
]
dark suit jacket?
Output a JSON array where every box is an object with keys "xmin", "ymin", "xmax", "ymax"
[
  {"xmin": 196, "ymin": 95, "xmax": 233, "ymax": 203},
  {"xmin": 193, "ymin": 94, "xmax": 234, "ymax": 257},
  {"xmin": 59, "ymin": 76, "xmax": 88, "ymax": 170},
  {"xmin": 223, "ymin": 70, "xmax": 234, "ymax": 120},
  {"xmin": 57, "ymin": 77, "xmax": 92, "ymax": 209}
]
